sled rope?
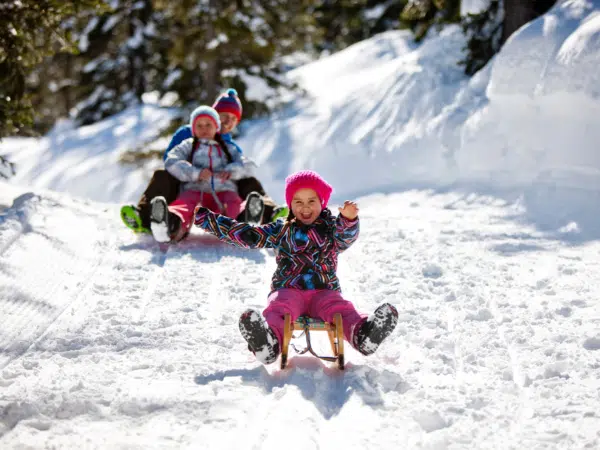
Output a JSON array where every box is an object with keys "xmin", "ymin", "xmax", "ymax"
[{"xmin": 290, "ymin": 316, "xmax": 338, "ymax": 362}]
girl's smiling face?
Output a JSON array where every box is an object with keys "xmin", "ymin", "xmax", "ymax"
[
  {"xmin": 291, "ymin": 188, "xmax": 322, "ymax": 225},
  {"xmin": 193, "ymin": 116, "xmax": 218, "ymax": 139},
  {"xmin": 218, "ymin": 112, "xmax": 238, "ymax": 134}
]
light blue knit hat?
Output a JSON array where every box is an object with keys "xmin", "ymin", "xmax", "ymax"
[{"xmin": 189, "ymin": 105, "xmax": 221, "ymax": 133}]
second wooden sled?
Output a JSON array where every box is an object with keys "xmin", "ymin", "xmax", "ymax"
[{"xmin": 280, "ymin": 313, "xmax": 345, "ymax": 370}]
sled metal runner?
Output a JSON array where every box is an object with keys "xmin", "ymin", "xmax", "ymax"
[{"xmin": 281, "ymin": 313, "xmax": 345, "ymax": 370}]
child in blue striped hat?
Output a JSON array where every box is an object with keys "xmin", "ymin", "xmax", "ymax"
[
  {"xmin": 149, "ymin": 106, "xmax": 245, "ymax": 243},
  {"xmin": 120, "ymin": 89, "xmax": 288, "ymax": 236},
  {"xmin": 213, "ymin": 88, "xmax": 242, "ymax": 129}
]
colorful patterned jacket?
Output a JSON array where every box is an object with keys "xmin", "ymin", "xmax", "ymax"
[{"xmin": 194, "ymin": 207, "xmax": 360, "ymax": 293}]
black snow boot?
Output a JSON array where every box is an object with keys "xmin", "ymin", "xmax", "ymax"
[
  {"xmin": 353, "ymin": 303, "xmax": 398, "ymax": 356},
  {"xmin": 239, "ymin": 309, "xmax": 280, "ymax": 365},
  {"xmin": 150, "ymin": 196, "xmax": 182, "ymax": 243},
  {"xmin": 244, "ymin": 191, "xmax": 265, "ymax": 225}
]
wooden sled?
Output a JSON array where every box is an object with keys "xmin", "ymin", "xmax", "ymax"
[{"xmin": 280, "ymin": 313, "xmax": 345, "ymax": 370}]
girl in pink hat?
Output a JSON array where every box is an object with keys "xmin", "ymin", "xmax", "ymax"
[{"xmin": 194, "ymin": 169, "xmax": 398, "ymax": 364}]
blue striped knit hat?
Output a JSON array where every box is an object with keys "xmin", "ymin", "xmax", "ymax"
[
  {"xmin": 212, "ymin": 89, "xmax": 243, "ymax": 121},
  {"xmin": 190, "ymin": 105, "xmax": 221, "ymax": 134}
]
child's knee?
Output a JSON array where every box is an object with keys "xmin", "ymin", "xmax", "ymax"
[{"xmin": 226, "ymin": 205, "xmax": 241, "ymax": 218}]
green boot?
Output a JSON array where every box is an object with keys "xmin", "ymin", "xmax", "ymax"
[
  {"xmin": 120, "ymin": 205, "xmax": 151, "ymax": 234},
  {"xmin": 270, "ymin": 205, "xmax": 289, "ymax": 222}
]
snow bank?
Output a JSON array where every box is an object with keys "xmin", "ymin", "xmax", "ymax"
[
  {"xmin": 457, "ymin": 0, "xmax": 600, "ymax": 231},
  {"xmin": 1, "ymin": 105, "xmax": 177, "ymax": 203},
  {"xmin": 237, "ymin": 0, "xmax": 600, "ymax": 233},
  {"xmin": 238, "ymin": 27, "xmax": 468, "ymax": 200},
  {"xmin": 459, "ymin": 0, "xmax": 600, "ymax": 181}
]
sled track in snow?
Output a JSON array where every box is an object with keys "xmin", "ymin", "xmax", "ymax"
[
  {"xmin": 0, "ymin": 240, "xmax": 113, "ymax": 371},
  {"xmin": 0, "ymin": 196, "xmax": 115, "ymax": 370}
]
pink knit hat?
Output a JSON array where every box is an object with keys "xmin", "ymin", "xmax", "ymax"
[{"xmin": 285, "ymin": 170, "xmax": 333, "ymax": 209}]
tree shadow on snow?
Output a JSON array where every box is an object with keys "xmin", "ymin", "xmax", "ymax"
[{"xmin": 193, "ymin": 358, "xmax": 409, "ymax": 419}]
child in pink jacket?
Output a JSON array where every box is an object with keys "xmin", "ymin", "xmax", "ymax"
[{"xmin": 194, "ymin": 170, "xmax": 398, "ymax": 364}]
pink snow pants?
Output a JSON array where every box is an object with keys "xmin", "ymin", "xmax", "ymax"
[
  {"xmin": 263, "ymin": 289, "xmax": 367, "ymax": 346},
  {"xmin": 169, "ymin": 190, "xmax": 242, "ymax": 231}
]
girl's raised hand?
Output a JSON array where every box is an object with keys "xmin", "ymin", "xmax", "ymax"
[{"xmin": 339, "ymin": 201, "xmax": 359, "ymax": 220}]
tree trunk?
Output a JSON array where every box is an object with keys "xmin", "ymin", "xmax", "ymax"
[
  {"xmin": 63, "ymin": 54, "xmax": 73, "ymax": 114},
  {"xmin": 128, "ymin": 0, "xmax": 153, "ymax": 101},
  {"xmin": 502, "ymin": 0, "xmax": 556, "ymax": 44},
  {"xmin": 202, "ymin": 0, "xmax": 219, "ymax": 103}
]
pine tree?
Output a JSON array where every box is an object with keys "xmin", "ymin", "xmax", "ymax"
[
  {"xmin": 156, "ymin": 0, "xmax": 320, "ymax": 117},
  {"xmin": 400, "ymin": 0, "xmax": 460, "ymax": 41},
  {"xmin": 313, "ymin": 0, "xmax": 369, "ymax": 52},
  {"xmin": 71, "ymin": 0, "xmax": 168, "ymax": 125},
  {"xmin": 0, "ymin": 0, "xmax": 104, "ymax": 139},
  {"xmin": 460, "ymin": 0, "xmax": 504, "ymax": 75},
  {"xmin": 460, "ymin": 0, "xmax": 556, "ymax": 75}
]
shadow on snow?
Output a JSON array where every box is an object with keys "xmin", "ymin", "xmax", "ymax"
[
  {"xmin": 118, "ymin": 232, "xmax": 267, "ymax": 264},
  {"xmin": 193, "ymin": 358, "xmax": 409, "ymax": 419}
]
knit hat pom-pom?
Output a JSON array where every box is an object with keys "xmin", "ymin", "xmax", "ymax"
[{"xmin": 212, "ymin": 88, "xmax": 242, "ymax": 121}]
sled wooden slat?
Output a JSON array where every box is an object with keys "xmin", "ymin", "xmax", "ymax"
[{"xmin": 280, "ymin": 313, "xmax": 345, "ymax": 370}]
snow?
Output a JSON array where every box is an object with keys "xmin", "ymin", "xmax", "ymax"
[
  {"xmin": 126, "ymin": 26, "xmax": 144, "ymax": 50},
  {"xmin": 364, "ymin": 4, "xmax": 388, "ymax": 20},
  {"xmin": 0, "ymin": 104, "xmax": 178, "ymax": 203},
  {"xmin": 206, "ymin": 33, "xmax": 229, "ymax": 50},
  {"xmin": 233, "ymin": 70, "xmax": 278, "ymax": 105},
  {"xmin": 461, "ymin": 0, "xmax": 493, "ymax": 16},
  {"xmin": 101, "ymin": 15, "xmax": 120, "ymax": 34},
  {"xmin": 1, "ymin": 188, "xmax": 599, "ymax": 448},
  {"xmin": 1, "ymin": 1, "xmax": 600, "ymax": 448}
]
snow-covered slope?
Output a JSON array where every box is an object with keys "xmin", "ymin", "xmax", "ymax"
[
  {"xmin": 238, "ymin": 0, "xmax": 600, "ymax": 231},
  {"xmin": 457, "ymin": 0, "xmax": 600, "ymax": 185},
  {"xmin": 1, "ymin": 2, "xmax": 600, "ymax": 448},
  {"xmin": 239, "ymin": 27, "xmax": 468, "ymax": 197},
  {"xmin": 0, "ymin": 106, "xmax": 177, "ymax": 204},
  {"xmin": 1, "ymin": 189, "xmax": 599, "ymax": 449},
  {"xmin": 2, "ymin": 2, "xmax": 599, "ymax": 235}
]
